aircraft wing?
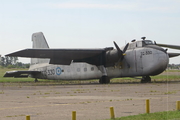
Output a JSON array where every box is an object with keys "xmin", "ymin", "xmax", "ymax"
[
  {"xmin": 6, "ymin": 48, "xmax": 113, "ymax": 65},
  {"xmin": 4, "ymin": 71, "xmax": 41, "ymax": 78},
  {"xmin": 156, "ymin": 43, "xmax": 180, "ymax": 50},
  {"xmin": 168, "ymin": 53, "xmax": 180, "ymax": 58}
]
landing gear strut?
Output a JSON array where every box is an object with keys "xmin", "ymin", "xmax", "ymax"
[
  {"xmin": 141, "ymin": 76, "xmax": 151, "ymax": 83},
  {"xmin": 34, "ymin": 78, "xmax": 38, "ymax": 82},
  {"xmin": 99, "ymin": 76, "xmax": 110, "ymax": 84}
]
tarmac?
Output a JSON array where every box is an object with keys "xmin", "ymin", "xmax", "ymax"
[{"xmin": 1, "ymin": 81, "xmax": 180, "ymax": 120}]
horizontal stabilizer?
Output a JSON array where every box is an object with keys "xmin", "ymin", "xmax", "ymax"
[{"xmin": 4, "ymin": 71, "xmax": 41, "ymax": 78}]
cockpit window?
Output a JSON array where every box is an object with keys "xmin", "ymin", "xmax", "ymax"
[{"xmin": 144, "ymin": 40, "xmax": 154, "ymax": 45}]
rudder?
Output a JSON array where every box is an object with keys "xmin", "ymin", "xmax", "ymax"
[{"xmin": 32, "ymin": 32, "xmax": 49, "ymax": 48}]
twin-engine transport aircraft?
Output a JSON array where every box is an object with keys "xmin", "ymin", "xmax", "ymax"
[{"xmin": 4, "ymin": 32, "xmax": 180, "ymax": 83}]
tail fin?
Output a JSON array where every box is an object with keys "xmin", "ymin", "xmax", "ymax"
[
  {"xmin": 31, "ymin": 32, "xmax": 50, "ymax": 65},
  {"xmin": 32, "ymin": 32, "xmax": 49, "ymax": 49}
]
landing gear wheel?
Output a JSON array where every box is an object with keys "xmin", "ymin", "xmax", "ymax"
[
  {"xmin": 34, "ymin": 78, "xmax": 38, "ymax": 82},
  {"xmin": 99, "ymin": 76, "xmax": 110, "ymax": 84},
  {"xmin": 141, "ymin": 76, "xmax": 151, "ymax": 83}
]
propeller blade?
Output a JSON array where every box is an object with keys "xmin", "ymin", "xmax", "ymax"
[
  {"xmin": 122, "ymin": 43, "xmax": 129, "ymax": 53},
  {"xmin": 114, "ymin": 41, "xmax": 122, "ymax": 52},
  {"xmin": 112, "ymin": 41, "xmax": 130, "ymax": 68},
  {"xmin": 113, "ymin": 41, "xmax": 122, "ymax": 55},
  {"xmin": 113, "ymin": 41, "xmax": 129, "ymax": 60}
]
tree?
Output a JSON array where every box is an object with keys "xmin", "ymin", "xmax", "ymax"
[
  {"xmin": 5, "ymin": 56, "xmax": 11, "ymax": 66},
  {"xmin": 13, "ymin": 57, "xmax": 18, "ymax": 65},
  {"xmin": 0, "ymin": 57, "xmax": 5, "ymax": 66},
  {"xmin": 0, "ymin": 56, "xmax": 20, "ymax": 67}
]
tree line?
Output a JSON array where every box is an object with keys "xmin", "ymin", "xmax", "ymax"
[
  {"xmin": 167, "ymin": 64, "xmax": 180, "ymax": 70},
  {"xmin": 0, "ymin": 56, "xmax": 30, "ymax": 68}
]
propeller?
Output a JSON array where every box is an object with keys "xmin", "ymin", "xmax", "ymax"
[
  {"xmin": 113, "ymin": 41, "xmax": 129, "ymax": 60},
  {"xmin": 113, "ymin": 41, "xmax": 130, "ymax": 68},
  {"xmin": 103, "ymin": 41, "xmax": 129, "ymax": 67}
]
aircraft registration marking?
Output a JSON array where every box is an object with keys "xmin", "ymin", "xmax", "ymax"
[
  {"xmin": 141, "ymin": 51, "xmax": 152, "ymax": 56},
  {"xmin": 41, "ymin": 67, "xmax": 62, "ymax": 76},
  {"xmin": 47, "ymin": 69, "xmax": 55, "ymax": 75}
]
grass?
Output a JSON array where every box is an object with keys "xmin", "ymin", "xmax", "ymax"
[{"xmin": 105, "ymin": 111, "xmax": 180, "ymax": 120}]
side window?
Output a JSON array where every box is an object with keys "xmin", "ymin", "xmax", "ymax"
[
  {"xmin": 91, "ymin": 67, "xmax": 94, "ymax": 71},
  {"xmin": 84, "ymin": 68, "xmax": 87, "ymax": 72}
]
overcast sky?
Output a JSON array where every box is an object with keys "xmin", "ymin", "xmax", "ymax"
[{"xmin": 0, "ymin": 0, "xmax": 180, "ymax": 64}]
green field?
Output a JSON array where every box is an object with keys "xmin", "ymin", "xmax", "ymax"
[{"xmin": 105, "ymin": 111, "xmax": 180, "ymax": 120}]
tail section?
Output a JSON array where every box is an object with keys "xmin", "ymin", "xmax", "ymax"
[{"xmin": 31, "ymin": 32, "xmax": 50, "ymax": 65}]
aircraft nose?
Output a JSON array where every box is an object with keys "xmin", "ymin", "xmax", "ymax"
[{"xmin": 150, "ymin": 52, "xmax": 169, "ymax": 75}]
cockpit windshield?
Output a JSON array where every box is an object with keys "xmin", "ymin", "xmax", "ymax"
[{"xmin": 144, "ymin": 40, "xmax": 154, "ymax": 45}]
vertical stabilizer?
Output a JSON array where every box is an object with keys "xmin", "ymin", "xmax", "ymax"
[
  {"xmin": 32, "ymin": 32, "xmax": 49, "ymax": 49},
  {"xmin": 31, "ymin": 32, "xmax": 50, "ymax": 65}
]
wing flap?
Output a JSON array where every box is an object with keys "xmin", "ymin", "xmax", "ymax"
[{"xmin": 4, "ymin": 71, "xmax": 41, "ymax": 78}]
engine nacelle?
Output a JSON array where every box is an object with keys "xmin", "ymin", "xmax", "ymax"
[{"xmin": 105, "ymin": 49, "xmax": 120, "ymax": 66}]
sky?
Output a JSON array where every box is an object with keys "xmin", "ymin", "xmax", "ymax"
[{"xmin": 0, "ymin": 0, "xmax": 180, "ymax": 64}]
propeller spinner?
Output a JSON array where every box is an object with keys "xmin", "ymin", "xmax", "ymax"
[{"xmin": 113, "ymin": 41, "xmax": 129, "ymax": 60}]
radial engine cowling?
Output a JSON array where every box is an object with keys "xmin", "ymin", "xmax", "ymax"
[{"xmin": 104, "ymin": 42, "xmax": 129, "ymax": 67}]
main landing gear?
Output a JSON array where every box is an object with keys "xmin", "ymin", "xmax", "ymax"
[
  {"xmin": 141, "ymin": 76, "xmax": 151, "ymax": 83},
  {"xmin": 99, "ymin": 76, "xmax": 110, "ymax": 84},
  {"xmin": 34, "ymin": 78, "xmax": 38, "ymax": 82}
]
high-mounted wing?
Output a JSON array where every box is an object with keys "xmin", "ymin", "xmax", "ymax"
[
  {"xmin": 155, "ymin": 43, "xmax": 180, "ymax": 58},
  {"xmin": 6, "ymin": 41, "xmax": 129, "ymax": 67},
  {"xmin": 6, "ymin": 48, "xmax": 112, "ymax": 65},
  {"xmin": 168, "ymin": 53, "xmax": 180, "ymax": 58},
  {"xmin": 156, "ymin": 43, "xmax": 180, "ymax": 50},
  {"xmin": 4, "ymin": 71, "xmax": 41, "ymax": 78}
]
